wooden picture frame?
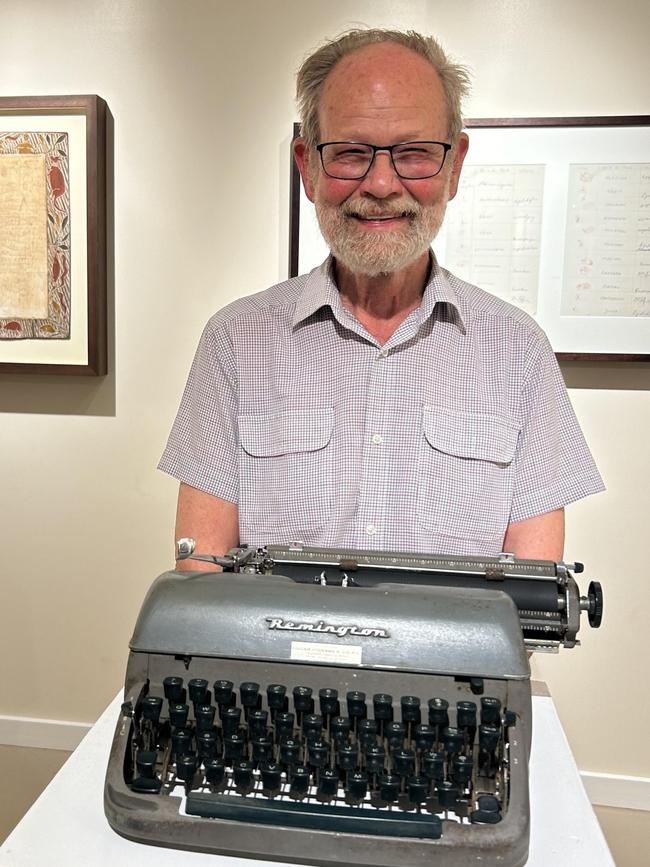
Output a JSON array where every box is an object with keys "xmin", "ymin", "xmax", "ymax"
[
  {"xmin": 0, "ymin": 95, "xmax": 107, "ymax": 375},
  {"xmin": 289, "ymin": 117, "xmax": 650, "ymax": 361}
]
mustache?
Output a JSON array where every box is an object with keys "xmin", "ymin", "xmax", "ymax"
[{"xmin": 340, "ymin": 199, "xmax": 421, "ymax": 219}]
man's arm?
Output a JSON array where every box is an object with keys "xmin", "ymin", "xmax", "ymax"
[
  {"xmin": 501, "ymin": 507, "xmax": 564, "ymax": 561},
  {"xmin": 174, "ymin": 482, "xmax": 239, "ymax": 571}
]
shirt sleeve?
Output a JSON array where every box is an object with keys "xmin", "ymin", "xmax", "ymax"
[
  {"xmin": 508, "ymin": 331, "xmax": 605, "ymax": 524},
  {"xmin": 158, "ymin": 317, "xmax": 239, "ymax": 503}
]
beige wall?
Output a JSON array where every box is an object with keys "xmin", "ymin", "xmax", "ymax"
[{"xmin": 0, "ymin": 0, "xmax": 648, "ymax": 786}]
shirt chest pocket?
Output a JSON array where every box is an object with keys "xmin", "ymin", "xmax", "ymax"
[
  {"xmin": 417, "ymin": 406, "xmax": 520, "ymax": 544},
  {"xmin": 238, "ymin": 408, "xmax": 334, "ymax": 540}
]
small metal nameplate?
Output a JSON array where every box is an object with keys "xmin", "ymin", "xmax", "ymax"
[{"xmin": 266, "ymin": 617, "xmax": 390, "ymax": 639}]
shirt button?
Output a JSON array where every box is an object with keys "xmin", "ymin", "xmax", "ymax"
[
  {"xmin": 365, "ymin": 524, "xmax": 377, "ymax": 536},
  {"xmin": 378, "ymin": 348, "xmax": 388, "ymax": 358},
  {"xmin": 371, "ymin": 433, "xmax": 384, "ymax": 445}
]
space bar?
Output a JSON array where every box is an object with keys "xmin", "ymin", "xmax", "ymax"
[{"xmin": 186, "ymin": 792, "xmax": 442, "ymax": 838}]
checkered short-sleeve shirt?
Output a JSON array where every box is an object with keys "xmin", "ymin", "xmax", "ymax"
[{"xmin": 159, "ymin": 257, "xmax": 604, "ymax": 556}]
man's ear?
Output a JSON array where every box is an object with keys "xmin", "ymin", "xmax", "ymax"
[
  {"xmin": 293, "ymin": 137, "xmax": 316, "ymax": 203},
  {"xmin": 447, "ymin": 132, "xmax": 469, "ymax": 201}
]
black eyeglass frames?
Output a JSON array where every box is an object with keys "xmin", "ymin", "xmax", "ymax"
[{"xmin": 316, "ymin": 140, "xmax": 452, "ymax": 180}]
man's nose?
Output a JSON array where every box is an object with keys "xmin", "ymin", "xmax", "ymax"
[{"xmin": 358, "ymin": 151, "xmax": 403, "ymax": 197}]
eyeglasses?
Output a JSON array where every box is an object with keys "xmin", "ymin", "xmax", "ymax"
[{"xmin": 316, "ymin": 140, "xmax": 452, "ymax": 180}]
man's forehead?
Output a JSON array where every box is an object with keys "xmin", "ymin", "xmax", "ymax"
[{"xmin": 321, "ymin": 42, "xmax": 443, "ymax": 97}]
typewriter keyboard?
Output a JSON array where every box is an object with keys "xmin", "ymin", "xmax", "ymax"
[{"xmin": 125, "ymin": 676, "xmax": 516, "ymax": 838}]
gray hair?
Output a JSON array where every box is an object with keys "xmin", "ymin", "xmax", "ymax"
[{"xmin": 296, "ymin": 29, "xmax": 471, "ymax": 150}]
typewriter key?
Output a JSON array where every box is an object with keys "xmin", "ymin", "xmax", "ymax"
[
  {"xmin": 188, "ymin": 678, "xmax": 209, "ymax": 705},
  {"xmin": 240, "ymin": 682, "xmax": 260, "ymax": 712},
  {"xmin": 302, "ymin": 713, "xmax": 323, "ymax": 742},
  {"xmin": 346, "ymin": 770, "xmax": 368, "ymax": 802},
  {"xmin": 442, "ymin": 726, "xmax": 463, "ymax": 757},
  {"xmin": 437, "ymin": 780, "xmax": 459, "ymax": 809},
  {"xmin": 414, "ymin": 724, "xmax": 435, "ymax": 751},
  {"xmin": 197, "ymin": 730, "xmax": 218, "ymax": 761},
  {"xmin": 176, "ymin": 753, "xmax": 198, "ymax": 785},
  {"xmin": 318, "ymin": 688, "xmax": 339, "ymax": 718},
  {"xmin": 337, "ymin": 742, "xmax": 358, "ymax": 772},
  {"xmin": 280, "ymin": 738, "xmax": 301, "ymax": 768},
  {"xmin": 266, "ymin": 684, "xmax": 287, "ymax": 715},
  {"xmin": 481, "ymin": 696, "xmax": 502, "ymax": 726},
  {"xmin": 213, "ymin": 679, "xmax": 234, "ymax": 706},
  {"xmin": 163, "ymin": 676, "xmax": 183, "ymax": 703},
  {"xmin": 169, "ymin": 702, "xmax": 189, "ymax": 729},
  {"xmin": 421, "ymin": 749, "xmax": 445, "ymax": 782},
  {"xmin": 204, "ymin": 758, "xmax": 225, "ymax": 786},
  {"xmin": 317, "ymin": 767, "xmax": 339, "ymax": 799},
  {"xmin": 292, "ymin": 686, "xmax": 313, "ymax": 719},
  {"xmin": 141, "ymin": 695, "xmax": 163, "ymax": 724},
  {"xmin": 135, "ymin": 749, "xmax": 157, "ymax": 778},
  {"xmin": 233, "ymin": 759, "xmax": 254, "ymax": 791},
  {"xmin": 260, "ymin": 760, "xmax": 282, "ymax": 793},
  {"xmin": 478, "ymin": 724, "xmax": 500, "ymax": 753},
  {"xmin": 289, "ymin": 765, "xmax": 310, "ymax": 797},
  {"xmin": 385, "ymin": 721, "xmax": 406, "ymax": 749},
  {"xmin": 471, "ymin": 793, "xmax": 502, "ymax": 824},
  {"xmin": 221, "ymin": 706, "xmax": 242, "ymax": 736},
  {"xmin": 308, "ymin": 739, "xmax": 329, "ymax": 769},
  {"xmin": 372, "ymin": 693, "xmax": 393, "ymax": 722},
  {"xmin": 195, "ymin": 703, "xmax": 216, "ymax": 732},
  {"xmin": 364, "ymin": 743, "xmax": 386, "ymax": 775},
  {"xmin": 457, "ymin": 700, "xmax": 477, "ymax": 730},
  {"xmin": 428, "ymin": 698, "xmax": 449, "ymax": 734},
  {"xmin": 379, "ymin": 773, "xmax": 400, "ymax": 802},
  {"xmin": 392, "ymin": 747, "xmax": 415, "ymax": 777},
  {"xmin": 401, "ymin": 695, "xmax": 421, "ymax": 724},
  {"xmin": 407, "ymin": 775, "xmax": 430, "ymax": 805},
  {"xmin": 346, "ymin": 690, "xmax": 366, "ymax": 723},
  {"xmin": 171, "ymin": 727, "xmax": 193, "ymax": 758},
  {"xmin": 330, "ymin": 716, "xmax": 351, "ymax": 745},
  {"xmin": 453, "ymin": 754, "xmax": 474, "ymax": 785},
  {"xmin": 358, "ymin": 719, "xmax": 378, "ymax": 748},
  {"xmin": 274, "ymin": 711, "xmax": 295, "ymax": 742},
  {"xmin": 249, "ymin": 709, "xmax": 268, "ymax": 739},
  {"xmin": 223, "ymin": 733, "xmax": 245, "ymax": 763},
  {"xmin": 251, "ymin": 735, "xmax": 273, "ymax": 765}
]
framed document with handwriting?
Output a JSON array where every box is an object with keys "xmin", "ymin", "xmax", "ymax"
[{"xmin": 290, "ymin": 117, "xmax": 650, "ymax": 360}]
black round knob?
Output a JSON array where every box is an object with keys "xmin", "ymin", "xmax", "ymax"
[
  {"xmin": 401, "ymin": 695, "xmax": 421, "ymax": 724},
  {"xmin": 358, "ymin": 719, "xmax": 378, "ymax": 748},
  {"xmin": 373, "ymin": 693, "xmax": 393, "ymax": 721},
  {"xmin": 421, "ymin": 749, "xmax": 445, "ymax": 781},
  {"xmin": 195, "ymin": 703, "xmax": 216, "ymax": 732},
  {"xmin": 437, "ymin": 780, "xmax": 459, "ymax": 808},
  {"xmin": 308, "ymin": 739, "xmax": 330, "ymax": 768},
  {"xmin": 453, "ymin": 754, "xmax": 474, "ymax": 784},
  {"xmin": 346, "ymin": 771, "xmax": 368, "ymax": 801},
  {"xmin": 221, "ymin": 706, "xmax": 242, "ymax": 736},
  {"xmin": 169, "ymin": 702, "xmax": 189, "ymax": 729},
  {"xmin": 385, "ymin": 721, "xmax": 406, "ymax": 748},
  {"xmin": 407, "ymin": 775, "xmax": 430, "ymax": 804},
  {"xmin": 457, "ymin": 700, "xmax": 477, "ymax": 729},
  {"xmin": 251, "ymin": 735, "xmax": 273, "ymax": 764},
  {"xmin": 293, "ymin": 686, "xmax": 313, "ymax": 713},
  {"xmin": 204, "ymin": 759, "xmax": 225, "ymax": 786},
  {"xmin": 331, "ymin": 716, "xmax": 351, "ymax": 744},
  {"xmin": 588, "ymin": 580, "xmax": 604, "ymax": 628},
  {"xmin": 249, "ymin": 709, "xmax": 268, "ymax": 739},
  {"xmin": 141, "ymin": 695, "xmax": 163, "ymax": 724},
  {"xmin": 171, "ymin": 727, "xmax": 193, "ymax": 758},
  {"xmin": 479, "ymin": 724, "xmax": 501, "ymax": 752},
  {"xmin": 317, "ymin": 768, "xmax": 339, "ymax": 799},
  {"xmin": 197, "ymin": 730, "xmax": 218, "ymax": 760},
  {"xmin": 481, "ymin": 697, "xmax": 501, "ymax": 726},
  {"xmin": 379, "ymin": 773, "xmax": 400, "ymax": 802},
  {"xmin": 318, "ymin": 688, "xmax": 339, "ymax": 716},
  {"xmin": 266, "ymin": 683, "xmax": 287, "ymax": 711},
  {"xmin": 392, "ymin": 747, "xmax": 415, "ymax": 777},
  {"xmin": 260, "ymin": 761, "xmax": 282, "ymax": 792},
  {"xmin": 346, "ymin": 691, "xmax": 366, "ymax": 719},
  {"xmin": 290, "ymin": 765, "xmax": 310, "ymax": 797},
  {"xmin": 135, "ymin": 749, "xmax": 157, "ymax": 778},
  {"xmin": 428, "ymin": 697, "xmax": 449, "ymax": 729},
  {"xmin": 213, "ymin": 680, "xmax": 234, "ymax": 706},
  {"xmin": 338, "ymin": 743, "xmax": 358, "ymax": 771},
  {"xmin": 414, "ymin": 724, "xmax": 435, "ymax": 751},
  {"xmin": 240, "ymin": 682, "xmax": 260, "ymax": 709},
  {"xmin": 163, "ymin": 676, "xmax": 183, "ymax": 703},
  {"xmin": 234, "ymin": 760, "xmax": 254, "ymax": 789},
  {"xmin": 274, "ymin": 711, "xmax": 295, "ymax": 742},
  {"xmin": 188, "ymin": 678, "xmax": 209, "ymax": 705},
  {"xmin": 303, "ymin": 713, "xmax": 323, "ymax": 742},
  {"xmin": 176, "ymin": 753, "xmax": 197, "ymax": 784},
  {"xmin": 280, "ymin": 738, "xmax": 301, "ymax": 767},
  {"xmin": 442, "ymin": 726, "xmax": 464, "ymax": 756},
  {"xmin": 364, "ymin": 743, "xmax": 386, "ymax": 774},
  {"xmin": 223, "ymin": 733, "xmax": 245, "ymax": 762}
]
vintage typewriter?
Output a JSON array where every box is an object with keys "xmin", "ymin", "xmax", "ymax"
[{"xmin": 104, "ymin": 543, "xmax": 603, "ymax": 867}]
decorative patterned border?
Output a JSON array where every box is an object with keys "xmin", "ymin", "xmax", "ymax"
[{"xmin": 0, "ymin": 131, "xmax": 71, "ymax": 339}]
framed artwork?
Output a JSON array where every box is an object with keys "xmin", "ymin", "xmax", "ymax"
[
  {"xmin": 289, "ymin": 117, "xmax": 650, "ymax": 361},
  {"xmin": 0, "ymin": 95, "xmax": 107, "ymax": 374}
]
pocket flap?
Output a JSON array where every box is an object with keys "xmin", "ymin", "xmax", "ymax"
[
  {"xmin": 239, "ymin": 408, "xmax": 334, "ymax": 457},
  {"xmin": 423, "ymin": 406, "xmax": 520, "ymax": 465}
]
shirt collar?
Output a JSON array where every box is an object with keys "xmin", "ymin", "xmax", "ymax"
[{"xmin": 292, "ymin": 253, "xmax": 466, "ymax": 333}]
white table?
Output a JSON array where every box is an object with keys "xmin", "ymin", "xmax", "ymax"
[{"xmin": 0, "ymin": 691, "xmax": 613, "ymax": 867}]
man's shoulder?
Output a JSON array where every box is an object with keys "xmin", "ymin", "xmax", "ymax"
[
  {"xmin": 442, "ymin": 266, "xmax": 549, "ymax": 344},
  {"xmin": 203, "ymin": 272, "xmax": 311, "ymax": 334}
]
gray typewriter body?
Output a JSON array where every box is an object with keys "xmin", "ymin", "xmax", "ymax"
[{"xmin": 104, "ymin": 545, "xmax": 602, "ymax": 867}]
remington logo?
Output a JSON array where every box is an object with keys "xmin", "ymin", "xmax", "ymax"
[{"xmin": 266, "ymin": 617, "xmax": 389, "ymax": 639}]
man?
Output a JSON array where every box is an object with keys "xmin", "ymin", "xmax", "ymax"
[{"xmin": 159, "ymin": 29, "xmax": 603, "ymax": 569}]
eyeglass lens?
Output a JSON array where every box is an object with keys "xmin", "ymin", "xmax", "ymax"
[{"xmin": 320, "ymin": 142, "xmax": 448, "ymax": 180}]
